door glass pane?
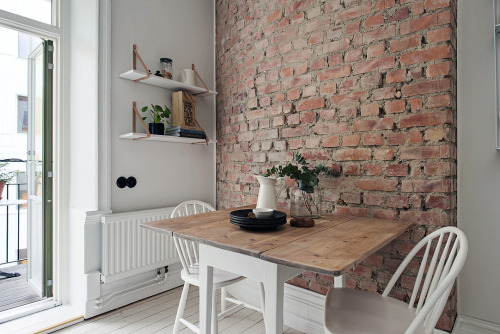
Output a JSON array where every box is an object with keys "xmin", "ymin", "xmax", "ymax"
[{"xmin": 0, "ymin": 0, "xmax": 52, "ymax": 25}]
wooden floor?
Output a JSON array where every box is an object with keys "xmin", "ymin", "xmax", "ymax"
[
  {"xmin": 0, "ymin": 263, "xmax": 42, "ymax": 312},
  {"xmin": 55, "ymin": 285, "xmax": 305, "ymax": 334}
]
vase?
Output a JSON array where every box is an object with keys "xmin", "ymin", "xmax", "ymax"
[
  {"xmin": 255, "ymin": 175, "xmax": 283, "ymax": 210},
  {"xmin": 290, "ymin": 181, "xmax": 322, "ymax": 218},
  {"xmin": 148, "ymin": 123, "xmax": 165, "ymax": 135}
]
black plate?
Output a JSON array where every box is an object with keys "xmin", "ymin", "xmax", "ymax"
[
  {"xmin": 230, "ymin": 209, "xmax": 287, "ymax": 222},
  {"xmin": 230, "ymin": 219, "xmax": 287, "ymax": 230},
  {"xmin": 229, "ymin": 209, "xmax": 287, "ymax": 230}
]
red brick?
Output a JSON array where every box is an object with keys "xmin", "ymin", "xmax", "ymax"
[
  {"xmin": 372, "ymin": 87, "xmax": 397, "ymax": 100},
  {"xmin": 425, "ymin": 0, "xmax": 450, "ymax": 11},
  {"xmin": 282, "ymin": 126, "xmax": 310, "ymax": 138},
  {"xmin": 367, "ymin": 44, "xmax": 385, "ymax": 58},
  {"xmin": 374, "ymin": 209, "xmax": 398, "ymax": 220},
  {"xmin": 426, "ymin": 61, "xmax": 451, "ymax": 78},
  {"xmin": 357, "ymin": 179, "xmax": 398, "ymax": 191},
  {"xmin": 353, "ymin": 118, "xmax": 394, "ymax": 132},
  {"xmin": 385, "ymin": 100, "xmax": 406, "ymax": 114},
  {"xmin": 387, "ymin": 6, "xmax": 409, "ymax": 22},
  {"xmin": 386, "ymin": 164, "xmax": 409, "ymax": 176},
  {"xmin": 284, "ymin": 49, "xmax": 314, "ymax": 64},
  {"xmin": 314, "ymin": 121, "xmax": 349, "ymax": 134},
  {"xmin": 400, "ymin": 110, "xmax": 451, "ymax": 128},
  {"xmin": 246, "ymin": 108, "xmax": 266, "ymax": 120},
  {"xmin": 427, "ymin": 27, "xmax": 451, "ymax": 43},
  {"xmin": 338, "ymin": 2, "xmax": 371, "ymax": 21},
  {"xmin": 345, "ymin": 48, "xmax": 363, "ymax": 63},
  {"xmin": 323, "ymin": 135, "xmax": 340, "ymax": 148},
  {"xmin": 401, "ymin": 179, "xmax": 452, "ymax": 193},
  {"xmin": 409, "ymin": 130, "xmax": 423, "ymax": 144},
  {"xmin": 400, "ymin": 146, "xmax": 440, "ymax": 159},
  {"xmin": 387, "ymin": 195, "xmax": 409, "ymax": 208},
  {"xmin": 333, "ymin": 148, "xmax": 372, "ymax": 161},
  {"xmin": 364, "ymin": 192, "xmax": 384, "ymax": 206},
  {"xmin": 297, "ymin": 98, "xmax": 325, "ymax": 111},
  {"xmin": 386, "ymin": 132, "xmax": 408, "ymax": 145},
  {"xmin": 365, "ymin": 13, "xmax": 384, "ymax": 28},
  {"xmin": 259, "ymin": 58, "xmax": 282, "ymax": 72},
  {"xmin": 330, "ymin": 90, "xmax": 367, "ymax": 105},
  {"xmin": 361, "ymin": 103, "xmax": 380, "ymax": 116},
  {"xmin": 427, "ymin": 94, "xmax": 451, "ymax": 108},
  {"xmin": 343, "ymin": 164, "xmax": 361, "ymax": 176},
  {"xmin": 283, "ymin": 74, "xmax": 312, "ymax": 89},
  {"xmin": 375, "ymin": 0, "xmax": 396, "ymax": 11},
  {"xmin": 343, "ymin": 134, "xmax": 361, "ymax": 146},
  {"xmin": 311, "ymin": 58, "xmax": 325, "ymax": 71},
  {"xmin": 361, "ymin": 74, "xmax": 383, "ymax": 88},
  {"xmin": 287, "ymin": 89, "xmax": 301, "ymax": 101},
  {"xmin": 400, "ymin": 13, "xmax": 440, "ymax": 35},
  {"xmin": 317, "ymin": 65, "xmax": 352, "ymax": 81},
  {"xmin": 362, "ymin": 163, "xmax": 383, "ymax": 176},
  {"xmin": 267, "ymin": 9, "xmax": 282, "ymax": 23},
  {"xmin": 346, "ymin": 20, "xmax": 362, "ymax": 34},
  {"xmin": 425, "ymin": 195, "xmax": 451, "ymax": 209},
  {"xmin": 357, "ymin": 25, "xmax": 396, "ymax": 45},
  {"xmin": 373, "ymin": 148, "xmax": 396, "ymax": 160},
  {"xmin": 353, "ymin": 56, "xmax": 395, "ymax": 75},
  {"xmin": 390, "ymin": 35, "xmax": 421, "ymax": 52},
  {"xmin": 409, "ymin": 98, "xmax": 423, "ymax": 111},
  {"xmin": 301, "ymin": 111, "xmax": 317, "ymax": 123},
  {"xmin": 402, "ymin": 79, "xmax": 451, "ymax": 97},
  {"xmin": 387, "ymin": 69, "xmax": 406, "ymax": 83},
  {"xmin": 400, "ymin": 45, "xmax": 451, "ymax": 66},
  {"xmin": 362, "ymin": 133, "xmax": 383, "ymax": 146},
  {"xmin": 424, "ymin": 162, "xmax": 451, "ymax": 176}
]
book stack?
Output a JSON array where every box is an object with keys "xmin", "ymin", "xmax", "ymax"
[{"xmin": 164, "ymin": 126, "xmax": 206, "ymax": 139}]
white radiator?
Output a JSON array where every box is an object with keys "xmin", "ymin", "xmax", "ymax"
[{"xmin": 101, "ymin": 207, "xmax": 179, "ymax": 283}]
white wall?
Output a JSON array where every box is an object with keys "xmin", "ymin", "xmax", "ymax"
[
  {"xmin": 110, "ymin": 0, "xmax": 216, "ymax": 213},
  {"xmin": 457, "ymin": 0, "xmax": 500, "ymax": 325}
]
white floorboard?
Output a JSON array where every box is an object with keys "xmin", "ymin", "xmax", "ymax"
[{"xmin": 54, "ymin": 286, "xmax": 305, "ymax": 334}]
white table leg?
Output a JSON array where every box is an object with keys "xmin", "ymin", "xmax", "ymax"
[
  {"xmin": 199, "ymin": 259, "xmax": 214, "ymax": 334},
  {"xmin": 263, "ymin": 263, "xmax": 284, "ymax": 334}
]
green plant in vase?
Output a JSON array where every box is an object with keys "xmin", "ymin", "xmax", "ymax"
[
  {"xmin": 141, "ymin": 104, "xmax": 172, "ymax": 135},
  {"xmin": 0, "ymin": 163, "xmax": 15, "ymax": 200},
  {"xmin": 264, "ymin": 153, "xmax": 339, "ymax": 218}
]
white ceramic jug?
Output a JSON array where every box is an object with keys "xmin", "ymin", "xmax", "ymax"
[
  {"xmin": 180, "ymin": 68, "xmax": 195, "ymax": 86},
  {"xmin": 256, "ymin": 175, "xmax": 283, "ymax": 210}
]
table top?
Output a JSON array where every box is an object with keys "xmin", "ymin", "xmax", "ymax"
[{"xmin": 141, "ymin": 206, "xmax": 413, "ymax": 276}]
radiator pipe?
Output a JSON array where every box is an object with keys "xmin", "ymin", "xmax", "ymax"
[{"xmin": 94, "ymin": 267, "xmax": 168, "ymax": 309}]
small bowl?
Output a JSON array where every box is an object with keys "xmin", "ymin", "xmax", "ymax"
[{"xmin": 253, "ymin": 208, "xmax": 274, "ymax": 219}]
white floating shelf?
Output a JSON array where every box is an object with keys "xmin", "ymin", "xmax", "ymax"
[
  {"xmin": 119, "ymin": 70, "xmax": 217, "ymax": 96},
  {"xmin": 119, "ymin": 133, "xmax": 216, "ymax": 144}
]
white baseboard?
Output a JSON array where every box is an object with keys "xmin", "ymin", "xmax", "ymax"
[{"xmin": 452, "ymin": 315, "xmax": 500, "ymax": 334}]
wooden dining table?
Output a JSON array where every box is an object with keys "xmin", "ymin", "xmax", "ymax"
[{"xmin": 142, "ymin": 206, "xmax": 413, "ymax": 334}]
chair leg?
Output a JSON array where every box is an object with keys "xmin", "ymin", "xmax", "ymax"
[
  {"xmin": 211, "ymin": 288, "xmax": 218, "ymax": 334},
  {"xmin": 173, "ymin": 282, "xmax": 190, "ymax": 334},
  {"xmin": 221, "ymin": 287, "xmax": 227, "ymax": 313}
]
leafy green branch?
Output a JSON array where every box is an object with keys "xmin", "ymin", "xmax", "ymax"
[{"xmin": 141, "ymin": 104, "xmax": 172, "ymax": 124}]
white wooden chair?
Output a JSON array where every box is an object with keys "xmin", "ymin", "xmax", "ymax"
[
  {"xmin": 171, "ymin": 200, "xmax": 265, "ymax": 334},
  {"xmin": 324, "ymin": 226, "xmax": 468, "ymax": 334}
]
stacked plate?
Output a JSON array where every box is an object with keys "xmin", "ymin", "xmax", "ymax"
[{"xmin": 229, "ymin": 209, "xmax": 287, "ymax": 230}]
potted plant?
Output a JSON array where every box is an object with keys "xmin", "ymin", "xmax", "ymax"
[
  {"xmin": 264, "ymin": 153, "xmax": 339, "ymax": 218},
  {"xmin": 0, "ymin": 163, "xmax": 15, "ymax": 200},
  {"xmin": 141, "ymin": 104, "xmax": 172, "ymax": 135}
]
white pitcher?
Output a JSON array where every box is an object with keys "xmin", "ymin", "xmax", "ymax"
[{"xmin": 256, "ymin": 175, "xmax": 283, "ymax": 210}]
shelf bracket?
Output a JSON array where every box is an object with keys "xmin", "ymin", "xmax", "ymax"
[
  {"xmin": 132, "ymin": 101, "xmax": 151, "ymax": 140},
  {"xmin": 191, "ymin": 64, "xmax": 209, "ymax": 96},
  {"xmin": 132, "ymin": 44, "xmax": 151, "ymax": 82}
]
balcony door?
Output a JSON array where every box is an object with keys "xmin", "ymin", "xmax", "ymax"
[{"xmin": 27, "ymin": 40, "xmax": 53, "ymax": 298}]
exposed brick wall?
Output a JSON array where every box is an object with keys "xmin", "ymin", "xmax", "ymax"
[{"xmin": 216, "ymin": 0, "xmax": 457, "ymax": 330}]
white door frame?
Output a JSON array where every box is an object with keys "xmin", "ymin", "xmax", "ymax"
[{"xmin": 0, "ymin": 1, "xmax": 66, "ymax": 303}]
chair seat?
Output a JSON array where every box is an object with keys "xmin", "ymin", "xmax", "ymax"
[
  {"xmin": 324, "ymin": 288, "xmax": 425, "ymax": 334},
  {"xmin": 181, "ymin": 267, "xmax": 244, "ymax": 289}
]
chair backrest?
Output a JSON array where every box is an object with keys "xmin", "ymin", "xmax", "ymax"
[
  {"xmin": 382, "ymin": 226, "xmax": 468, "ymax": 334},
  {"xmin": 171, "ymin": 200, "xmax": 215, "ymax": 275}
]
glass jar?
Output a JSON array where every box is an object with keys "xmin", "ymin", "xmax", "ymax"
[
  {"xmin": 160, "ymin": 58, "xmax": 173, "ymax": 79},
  {"xmin": 290, "ymin": 181, "xmax": 322, "ymax": 218}
]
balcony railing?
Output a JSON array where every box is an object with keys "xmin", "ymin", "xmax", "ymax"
[{"xmin": 0, "ymin": 183, "xmax": 27, "ymax": 266}]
